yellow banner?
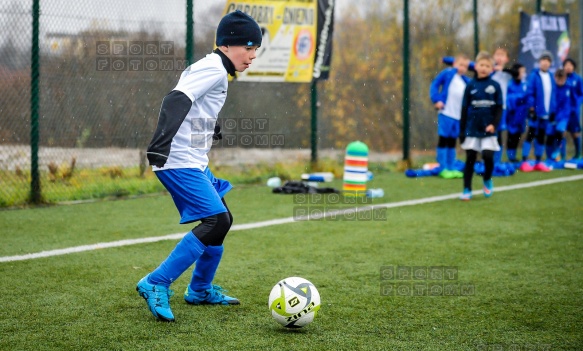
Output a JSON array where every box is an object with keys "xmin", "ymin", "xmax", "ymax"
[{"xmin": 222, "ymin": 1, "xmax": 317, "ymax": 82}]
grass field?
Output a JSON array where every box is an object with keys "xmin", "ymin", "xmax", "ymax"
[
  {"xmin": 0, "ymin": 157, "xmax": 347, "ymax": 207},
  {"xmin": 1, "ymin": 170, "xmax": 582, "ymax": 350}
]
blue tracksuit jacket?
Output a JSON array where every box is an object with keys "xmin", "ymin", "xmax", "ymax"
[{"xmin": 526, "ymin": 68, "xmax": 556, "ymax": 118}]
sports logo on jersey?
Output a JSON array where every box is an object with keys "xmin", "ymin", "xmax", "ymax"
[{"xmin": 485, "ymin": 85, "xmax": 496, "ymax": 94}]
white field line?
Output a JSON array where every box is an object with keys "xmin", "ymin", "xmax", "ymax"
[{"xmin": 2, "ymin": 174, "xmax": 582, "ymax": 263}]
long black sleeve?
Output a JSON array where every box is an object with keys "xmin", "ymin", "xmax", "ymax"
[
  {"xmin": 459, "ymin": 83, "xmax": 471, "ymax": 139},
  {"xmin": 146, "ymin": 90, "xmax": 192, "ymax": 167},
  {"xmin": 491, "ymin": 105, "xmax": 503, "ymax": 129}
]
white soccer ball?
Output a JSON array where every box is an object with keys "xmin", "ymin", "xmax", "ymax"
[{"xmin": 268, "ymin": 277, "xmax": 321, "ymax": 328}]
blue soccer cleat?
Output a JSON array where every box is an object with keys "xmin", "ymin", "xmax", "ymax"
[
  {"xmin": 483, "ymin": 179, "xmax": 494, "ymax": 198},
  {"xmin": 184, "ymin": 284, "xmax": 240, "ymax": 305},
  {"xmin": 136, "ymin": 275, "xmax": 175, "ymax": 322},
  {"xmin": 459, "ymin": 188, "xmax": 472, "ymax": 201}
]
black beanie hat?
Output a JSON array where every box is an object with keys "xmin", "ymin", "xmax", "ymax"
[{"xmin": 216, "ymin": 10, "xmax": 262, "ymax": 47}]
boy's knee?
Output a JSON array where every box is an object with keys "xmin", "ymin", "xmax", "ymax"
[
  {"xmin": 482, "ymin": 150, "xmax": 494, "ymax": 160},
  {"xmin": 437, "ymin": 136, "xmax": 448, "ymax": 148},
  {"xmin": 465, "ymin": 149, "xmax": 478, "ymax": 162},
  {"xmin": 446, "ymin": 137, "xmax": 457, "ymax": 148},
  {"xmin": 192, "ymin": 212, "xmax": 232, "ymax": 246}
]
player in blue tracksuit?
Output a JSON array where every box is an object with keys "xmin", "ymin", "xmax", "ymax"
[
  {"xmin": 505, "ymin": 63, "xmax": 529, "ymax": 163},
  {"xmin": 547, "ymin": 69, "xmax": 571, "ymax": 160},
  {"xmin": 520, "ymin": 51, "xmax": 557, "ymax": 172},
  {"xmin": 136, "ymin": 10, "xmax": 262, "ymax": 322},
  {"xmin": 459, "ymin": 51, "xmax": 503, "ymax": 200},
  {"xmin": 429, "ymin": 54, "xmax": 471, "ymax": 178},
  {"xmin": 563, "ymin": 58, "xmax": 583, "ymax": 159}
]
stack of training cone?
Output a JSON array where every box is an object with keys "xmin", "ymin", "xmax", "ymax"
[{"xmin": 342, "ymin": 141, "xmax": 369, "ymax": 196}]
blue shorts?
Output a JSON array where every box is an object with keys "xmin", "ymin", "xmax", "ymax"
[
  {"xmin": 506, "ymin": 112, "xmax": 527, "ymax": 135},
  {"xmin": 567, "ymin": 113, "xmax": 581, "ymax": 133},
  {"xmin": 155, "ymin": 167, "xmax": 233, "ymax": 224},
  {"xmin": 438, "ymin": 114, "xmax": 460, "ymax": 138},
  {"xmin": 548, "ymin": 118, "xmax": 568, "ymax": 134},
  {"xmin": 507, "ymin": 122, "xmax": 526, "ymax": 135}
]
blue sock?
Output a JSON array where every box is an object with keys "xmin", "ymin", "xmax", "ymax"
[
  {"xmin": 534, "ymin": 140, "xmax": 544, "ymax": 162},
  {"xmin": 190, "ymin": 245, "xmax": 224, "ymax": 291},
  {"xmin": 436, "ymin": 147, "xmax": 447, "ymax": 169},
  {"xmin": 149, "ymin": 233, "xmax": 206, "ymax": 287},
  {"xmin": 560, "ymin": 138, "xmax": 566, "ymax": 159},
  {"xmin": 446, "ymin": 147, "xmax": 456, "ymax": 170},
  {"xmin": 522, "ymin": 141, "xmax": 531, "ymax": 161},
  {"xmin": 575, "ymin": 136, "xmax": 581, "ymax": 158},
  {"xmin": 507, "ymin": 149, "xmax": 517, "ymax": 161}
]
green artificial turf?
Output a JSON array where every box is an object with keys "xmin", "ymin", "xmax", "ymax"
[{"xmin": 0, "ymin": 170, "xmax": 581, "ymax": 350}]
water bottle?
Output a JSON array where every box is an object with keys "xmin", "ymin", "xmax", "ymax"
[
  {"xmin": 301, "ymin": 172, "xmax": 334, "ymax": 182},
  {"xmin": 266, "ymin": 177, "xmax": 282, "ymax": 188},
  {"xmin": 366, "ymin": 188, "xmax": 384, "ymax": 198},
  {"xmin": 564, "ymin": 162, "xmax": 577, "ymax": 169}
]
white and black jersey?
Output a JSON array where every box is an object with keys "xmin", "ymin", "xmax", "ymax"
[{"xmin": 147, "ymin": 49, "xmax": 235, "ymax": 171}]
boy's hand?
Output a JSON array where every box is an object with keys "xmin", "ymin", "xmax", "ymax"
[
  {"xmin": 485, "ymin": 124, "xmax": 495, "ymax": 133},
  {"xmin": 434, "ymin": 101, "xmax": 444, "ymax": 110},
  {"xmin": 213, "ymin": 123, "xmax": 222, "ymax": 140}
]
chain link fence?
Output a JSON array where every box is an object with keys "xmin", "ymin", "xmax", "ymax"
[
  {"xmin": 3, "ymin": 0, "xmax": 580, "ymax": 207},
  {"xmin": 0, "ymin": 0, "xmax": 326, "ymax": 207},
  {"xmin": 1, "ymin": 0, "xmax": 213, "ymax": 206}
]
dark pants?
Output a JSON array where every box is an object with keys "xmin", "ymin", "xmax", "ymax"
[{"xmin": 464, "ymin": 150, "xmax": 494, "ymax": 190}]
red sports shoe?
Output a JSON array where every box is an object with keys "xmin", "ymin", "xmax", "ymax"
[
  {"xmin": 519, "ymin": 162, "xmax": 534, "ymax": 172},
  {"xmin": 533, "ymin": 163, "xmax": 551, "ymax": 172}
]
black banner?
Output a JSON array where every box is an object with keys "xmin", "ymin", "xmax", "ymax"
[
  {"xmin": 519, "ymin": 11, "xmax": 570, "ymax": 73},
  {"xmin": 313, "ymin": 0, "xmax": 334, "ymax": 81}
]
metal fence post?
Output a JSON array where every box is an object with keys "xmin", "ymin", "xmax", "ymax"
[
  {"xmin": 186, "ymin": 0, "xmax": 194, "ymax": 65},
  {"xmin": 402, "ymin": 0, "xmax": 410, "ymax": 165},
  {"xmin": 310, "ymin": 79, "xmax": 318, "ymax": 167},
  {"xmin": 30, "ymin": 0, "xmax": 41, "ymax": 204},
  {"xmin": 473, "ymin": 0, "xmax": 479, "ymax": 57}
]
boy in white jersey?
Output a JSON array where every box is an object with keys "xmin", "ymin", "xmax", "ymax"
[
  {"xmin": 491, "ymin": 47, "xmax": 512, "ymax": 164},
  {"xmin": 136, "ymin": 10, "xmax": 262, "ymax": 322},
  {"xmin": 429, "ymin": 53, "xmax": 471, "ymax": 179}
]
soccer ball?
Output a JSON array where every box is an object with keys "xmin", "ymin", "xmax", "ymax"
[{"xmin": 268, "ymin": 277, "xmax": 321, "ymax": 328}]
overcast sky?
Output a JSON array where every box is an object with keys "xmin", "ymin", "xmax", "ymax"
[
  {"xmin": 0, "ymin": 0, "xmax": 355, "ymax": 53},
  {"xmin": 30, "ymin": 0, "xmax": 353, "ymax": 39}
]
